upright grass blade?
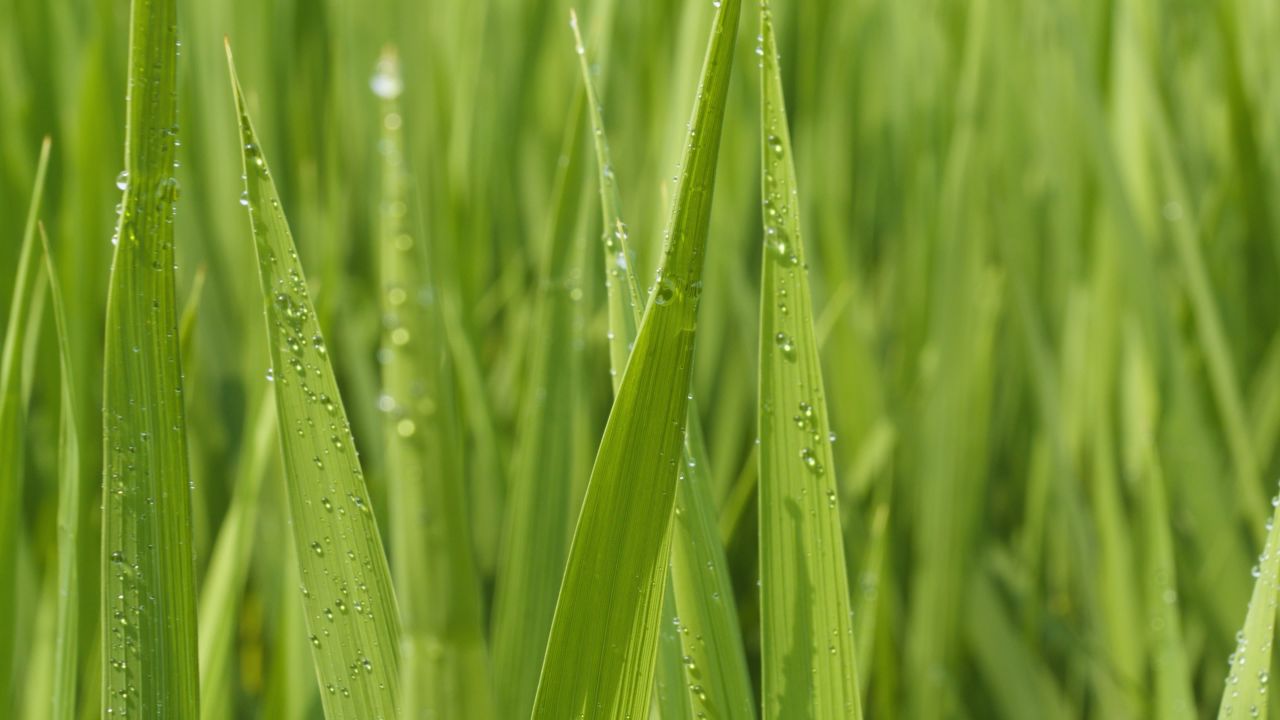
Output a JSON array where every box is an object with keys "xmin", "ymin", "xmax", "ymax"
[
  {"xmin": 41, "ymin": 224, "xmax": 83, "ymax": 720},
  {"xmin": 197, "ymin": 391, "xmax": 274, "ymax": 720},
  {"xmin": 0, "ymin": 135, "xmax": 50, "ymax": 714},
  {"xmin": 490, "ymin": 77, "xmax": 588, "ymax": 720},
  {"xmin": 22, "ymin": 567, "xmax": 58, "ymax": 720},
  {"xmin": 571, "ymin": 12, "xmax": 755, "ymax": 718},
  {"xmin": 373, "ymin": 47, "xmax": 495, "ymax": 719},
  {"xmin": 1218, "ymin": 490, "xmax": 1280, "ymax": 719},
  {"xmin": 531, "ymin": 1, "xmax": 741, "ymax": 716},
  {"xmin": 101, "ymin": 0, "xmax": 201, "ymax": 711},
  {"xmin": 757, "ymin": 5, "xmax": 861, "ymax": 718},
  {"xmin": 226, "ymin": 42, "xmax": 401, "ymax": 719}
]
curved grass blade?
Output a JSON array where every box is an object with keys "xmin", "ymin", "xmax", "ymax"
[
  {"xmin": 0, "ymin": 135, "xmax": 50, "ymax": 713},
  {"xmin": 40, "ymin": 224, "xmax": 83, "ymax": 720},
  {"xmin": 1218, "ymin": 488, "xmax": 1280, "ymax": 719},
  {"xmin": 490, "ymin": 76, "xmax": 588, "ymax": 720},
  {"xmin": 225, "ymin": 41, "xmax": 401, "ymax": 719},
  {"xmin": 531, "ymin": 1, "xmax": 741, "ymax": 716},
  {"xmin": 101, "ymin": 0, "xmax": 202, "ymax": 711},
  {"xmin": 571, "ymin": 12, "xmax": 755, "ymax": 717},
  {"xmin": 757, "ymin": 5, "xmax": 861, "ymax": 718},
  {"xmin": 373, "ymin": 47, "xmax": 496, "ymax": 720}
]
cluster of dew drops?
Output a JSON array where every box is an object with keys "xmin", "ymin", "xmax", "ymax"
[
  {"xmin": 759, "ymin": 107, "xmax": 834, "ymax": 484},
  {"xmin": 110, "ymin": 128, "xmax": 182, "ymax": 249},
  {"xmin": 300, "ymin": 489, "xmax": 385, "ymax": 701},
  {"xmin": 104, "ymin": 544, "xmax": 144, "ymax": 717}
]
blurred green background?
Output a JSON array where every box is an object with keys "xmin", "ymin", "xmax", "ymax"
[{"xmin": 4, "ymin": 0, "xmax": 1280, "ymax": 716}]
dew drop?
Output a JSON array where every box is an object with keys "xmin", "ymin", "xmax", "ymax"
[
  {"xmin": 653, "ymin": 278, "xmax": 677, "ymax": 306},
  {"xmin": 371, "ymin": 69, "xmax": 403, "ymax": 100},
  {"xmin": 799, "ymin": 448, "xmax": 825, "ymax": 475},
  {"xmin": 774, "ymin": 332, "xmax": 796, "ymax": 358}
]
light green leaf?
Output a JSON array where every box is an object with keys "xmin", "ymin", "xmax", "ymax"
[
  {"xmin": 101, "ymin": 0, "xmax": 201, "ymax": 711},
  {"xmin": 488, "ymin": 73, "xmax": 589, "ymax": 720},
  {"xmin": 225, "ymin": 41, "xmax": 401, "ymax": 719},
  {"xmin": 40, "ymin": 223, "xmax": 83, "ymax": 720},
  {"xmin": 531, "ymin": 0, "xmax": 741, "ymax": 716},
  {"xmin": 0, "ymin": 135, "xmax": 51, "ymax": 715},
  {"xmin": 571, "ymin": 11, "xmax": 755, "ymax": 717},
  {"xmin": 757, "ymin": 5, "xmax": 861, "ymax": 718},
  {"xmin": 1217, "ymin": 490, "xmax": 1280, "ymax": 720},
  {"xmin": 197, "ymin": 391, "xmax": 274, "ymax": 720},
  {"xmin": 373, "ymin": 47, "xmax": 496, "ymax": 720}
]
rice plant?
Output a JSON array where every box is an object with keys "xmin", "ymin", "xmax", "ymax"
[{"xmin": 6, "ymin": 0, "xmax": 1280, "ymax": 718}]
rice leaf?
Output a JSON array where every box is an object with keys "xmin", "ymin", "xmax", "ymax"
[
  {"xmin": 490, "ymin": 74, "xmax": 588, "ymax": 720},
  {"xmin": 225, "ymin": 41, "xmax": 401, "ymax": 719},
  {"xmin": 101, "ymin": 0, "xmax": 201, "ymax": 711},
  {"xmin": 571, "ymin": 12, "xmax": 756, "ymax": 717},
  {"xmin": 757, "ymin": 5, "xmax": 862, "ymax": 718},
  {"xmin": 1218, "ymin": 489, "xmax": 1280, "ymax": 719},
  {"xmin": 39, "ymin": 223, "xmax": 84, "ymax": 720},
  {"xmin": 531, "ymin": 1, "xmax": 741, "ymax": 716},
  {"xmin": 967, "ymin": 570, "xmax": 1072, "ymax": 720},
  {"xmin": 197, "ymin": 391, "xmax": 274, "ymax": 720},
  {"xmin": 373, "ymin": 47, "xmax": 496, "ymax": 719},
  {"xmin": 22, "ymin": 567, "xmax": 58, "ymax": 720},
  {"xmin": 0, "ymin": 135, "xmax": 51, "ymax": 714}
]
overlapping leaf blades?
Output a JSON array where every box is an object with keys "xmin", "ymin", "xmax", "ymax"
[
  {"xmin": 531, "ymin": 0, "xmax": 742, "ymax": 716},
  {"xmin": 571, "ymin": 11, "xmax": 755, "ymax": 718},
  {"xmin": 226, "ymin": 42, "xmax": 401, "ymax": 719},
  {"xmin": 757, "ymin": 5, "xmax": 861, "ymax": 718}
]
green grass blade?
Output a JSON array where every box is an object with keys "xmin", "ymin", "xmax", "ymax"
[
  {"xmin": 531, "ymin": 1, "xmax": 741, "ymax": 716},
  {"xmin": 757, "ymin": 5, "xmax": 861, "ymax": 718},
  {"xmin": 225, "ymin": 41, "xmax": 401, "ymax": 719},
  {"xmin": 490, "ymin": 78, "xmax": 588, "ymax": 720},
  {"xmin": 22, "ymin": 567, "xmax": 58, "ymax": 720},
  {"xmin": 40, "ymin": 223, "xmax": 83, "ymax": 720},
  {"xmin": 967, "ymin": 569, "xmax": 1072, "ymax": 720},
  {"xmin": 852, "ymin": 500, "xmax": 889, "ymax": 697},
  {"xmin": 197, "ymin": 392, "xmax": 274, "ymax": 720},
  {"xmin": 1120, "ymin": 330, "xmax": 1195, "ymax": 719},
  {"xmin": 373, "ymin": 47, "xmax": 496, "ymax": 720},
  {"xmin": 572, "ymin": 11, "xmax": 756, "ymax": 717},
  {"xmin": 0, "ymin": 135, "xmax": 50, "ymax": 714},
  {"xmin": 101, "ymin": 0, "xmax": 201, "ymax": 710},
  {"xmin": 669, "ymin": 413, "xmax": 757, "ymax": 719},
  {"xmin": 570, "ymin": 10, "xmax": 641, "ymax": 377},
  {"xmin": 1219, "ymin": 490, "xmax": 1280, "ymax": 719},
  {"xmin": 654, "ymin": 582, "xmax": 694, "ymax": 719}
]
